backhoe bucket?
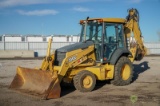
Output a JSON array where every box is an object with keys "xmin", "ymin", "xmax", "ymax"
[{"xmin": 9, "ymin": 66, "xmax": 61, "ymax": 99}]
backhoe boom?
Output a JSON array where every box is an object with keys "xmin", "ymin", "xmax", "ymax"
[{"xmin": 125, "ymin": 8, "xmax": 147, "ymax": 60}]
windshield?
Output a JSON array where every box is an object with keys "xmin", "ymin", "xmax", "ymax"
[{"xmin": 80, "ymin": 21, "xmax": 103, "ymax": 42}]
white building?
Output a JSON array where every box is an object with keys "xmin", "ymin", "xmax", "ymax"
[
  {"xmin": 0, "ymin": 34, "xmax": 22, "ymax": 42},
  {"xmin": 0, "ymin": 34, "xmax": 160, "ymax": 55},
  {"xmin": 0, "ymin": 34, "xmax": 80, "ymax": 42},
  {"xmin": 25, "ymin": 35, "xmax": 45, "ymax": 42}
]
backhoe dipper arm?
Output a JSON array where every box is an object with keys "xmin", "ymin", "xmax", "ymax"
[{"xmin": 124, "ymin": 8, "xmax": 147, "ymax": 57}]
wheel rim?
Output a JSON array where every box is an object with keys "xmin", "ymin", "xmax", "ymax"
[
  {"xmin": 121, "ymin": 64, "xmax": 131, "ymax": 80},
  {"xmin": 82, "ymin": 75, "xmax": 93, "ymax": 89}
]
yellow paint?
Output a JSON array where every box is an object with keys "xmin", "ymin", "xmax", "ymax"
[
  {"xmin": 80, "ymin": 18, "xmax": 126, "ymax": 24},
  {"xmin": 66, "ymin": 63, "xmax": 114, "ymax": 81},
  {"xmin": 83, "ymin": 75, "xmax": 93, "ymax": 89},
  {"xmin": 129, "ymin": 47, "xmax": 137, "ymax": 62},
  {"xmin": 121, "ymin": 64, "xmax": 131, "ymax": 80},
  {"xmin": 18, "ymin": 8, "xmax": 146, "ymax": 85}
]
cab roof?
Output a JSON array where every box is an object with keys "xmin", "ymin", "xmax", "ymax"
[{"xmin": 80, "ymin": 18, "xmax": 126, "ymax": 23}]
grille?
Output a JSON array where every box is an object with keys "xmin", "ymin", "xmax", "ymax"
[{"xmin": 54, "ymin": 51, "xmax": 66, "ymax": 66}]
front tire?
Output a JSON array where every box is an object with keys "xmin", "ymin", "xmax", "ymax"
[
  {"xmin": 73, "ymin": 70, "xmax": 96, "ymax": 92},
  {"xmin": 111, "ymin": 56, "xmax": 133, "ymax": 86}
]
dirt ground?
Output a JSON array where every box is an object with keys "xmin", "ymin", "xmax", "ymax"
[{"xmin": 0, "ymin": 57, "xmax": 159, "ymax": 106}]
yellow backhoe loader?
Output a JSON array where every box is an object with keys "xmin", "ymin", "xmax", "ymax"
[{"xmin": 9, "ymin": 8, "xmax": 147, "ymax": 99}]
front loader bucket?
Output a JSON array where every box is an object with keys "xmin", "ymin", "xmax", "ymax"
[{"xmin": 9, "ymin": 66, "xmax": 61, "ymax": 99}]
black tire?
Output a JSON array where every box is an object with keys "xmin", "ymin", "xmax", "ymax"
[
  {"xmin": 73, "ymin": 70, "xmax": 96, "ymax": 92},
  {"xmin": 111, "ymin": 56, "xmax": 133, "ymax": 86}
]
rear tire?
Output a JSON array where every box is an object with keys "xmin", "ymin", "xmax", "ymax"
[
  {"xmin": 111, "ymin": 56, "xmax": 133, "ymax": 86},
  {"xmin": 73, "ymin": 70, "xmax": 96, "ymax": 92}
]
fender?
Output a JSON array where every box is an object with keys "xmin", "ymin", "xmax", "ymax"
[{"xmin": 110, "ymin": 48, "xmax": 131, "ymax": 65}]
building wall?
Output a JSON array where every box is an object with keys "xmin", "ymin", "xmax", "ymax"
[
  {"xmin": 73, "ymin": 36, "xmax": 80, "ymax": 42},
  {"xmin": 0, "ymin": 34, "xmax": 160, "ymax": 57},
  {"xmin": 0, "ymin": 41, "xmax": 75, "ymax": 56},
  {"xmin": 52, "ymin": 36, "xmax": 67, "ymax": 42},
  {"xmin": 46, "ymin": 36, "xmax": 52, "ymax": 41},
  {"xmin": 0, "ymin": 41, "xmax": 160, "ymax": 57},
  {"xmin": 144, "ymin": 42, "xmax": 160, "ymax": 55},
  {"xmin": 1, "ymin": 34, "xmax": 80, "ymax": 42},
  {"xmin": 27, "ymin": 37, "xmax": 43, "ymax": 42},
  {"xmin": 47, "ymin": 36, "xmax": 80, "ymax": 42},
  {"xmin": 5, "ymin": 36, "xmax": 22, "ymax": 42}
]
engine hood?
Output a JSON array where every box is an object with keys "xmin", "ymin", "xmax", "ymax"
[{"xmin": 57, "ymin": 41, "xmax": 94, "ymax": 52}]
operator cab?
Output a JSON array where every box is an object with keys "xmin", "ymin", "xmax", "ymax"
[{"xmin": 80, "ymin": 18, "xmax": 126, "ymax": 63}]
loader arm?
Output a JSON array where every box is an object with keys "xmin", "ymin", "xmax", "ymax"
[
  {"xmin": 124, "ymin": 8, "xmax": 147, "ymax": 61},
  {"xmin": 40, "ymin": 38, "xmax": 54, "ymax": 71}
]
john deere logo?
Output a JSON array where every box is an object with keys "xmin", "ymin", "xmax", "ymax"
[{"xmin": 130, "ymin": 95, "xmax": 138, "ymax": 103}]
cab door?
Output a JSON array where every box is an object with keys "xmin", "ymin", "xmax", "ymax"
[{"xmin": 102, "ymin": 23, "xmax": 125, "ymax": 62}]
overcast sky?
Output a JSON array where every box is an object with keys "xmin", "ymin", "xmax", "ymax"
[{"xmin": 0, "ymin": 0, "xmax": 160, "ymax": 42}]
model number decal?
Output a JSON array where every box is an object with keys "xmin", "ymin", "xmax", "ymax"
[{"xmin": 68, "ymin": 56, "xmax": 77, "ymax": 62}]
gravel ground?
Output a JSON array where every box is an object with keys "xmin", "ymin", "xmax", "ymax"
[{"xmin": 0, "ymin": 57, "xmax": 160, "ymax": 106}]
